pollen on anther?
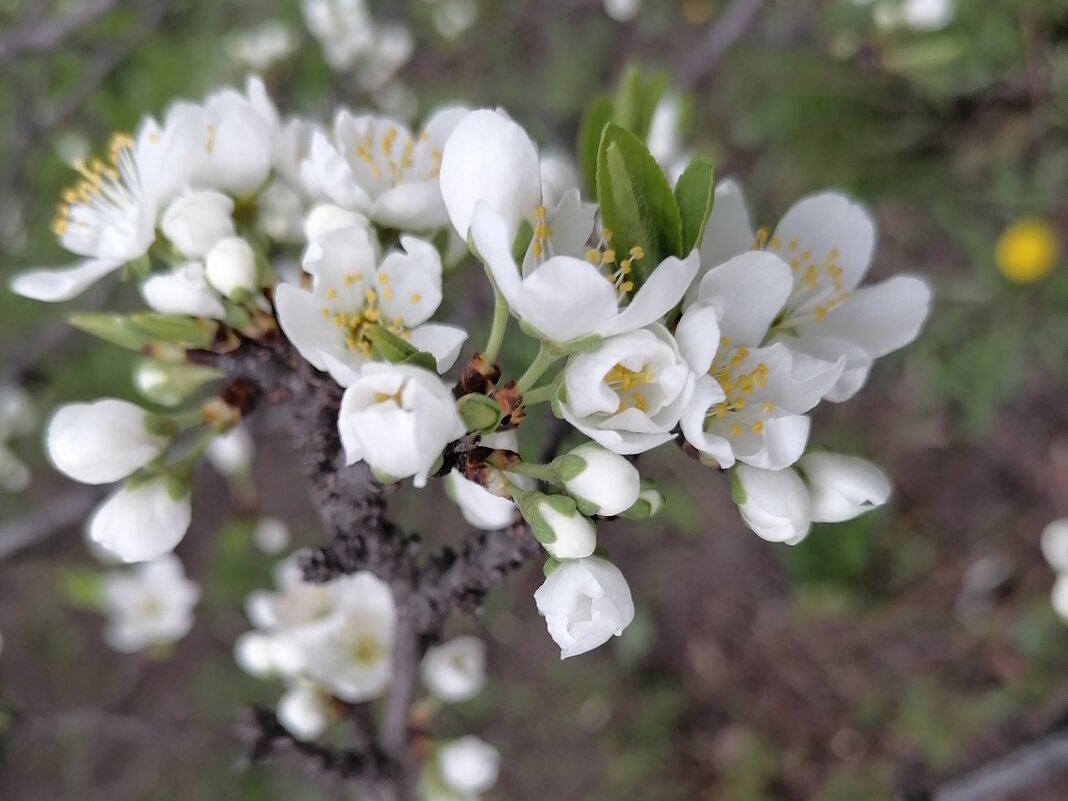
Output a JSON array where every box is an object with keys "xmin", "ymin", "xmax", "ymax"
[{"xmin": 326, "ymin": 288, "xmax": 338, "ymax": 299}]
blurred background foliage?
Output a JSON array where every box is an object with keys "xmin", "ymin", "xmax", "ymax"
[{"xmin": 2, "ymin": 0, "xmax": 1068, "ymax": 799}]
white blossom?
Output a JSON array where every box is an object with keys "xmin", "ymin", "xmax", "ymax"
[
  {"xmin": 534, "ymin": 556, "xmax": 635, "ymax": 659},
  {"xmin": 226, "ymin": 21, "xmax": 299, "ymax": 73},
  {"xmin": 555, "ymin": 442, "xmax": 641, "ymax": 516},
  {"xmin": 603, "ymin": 0, "xmax": 641, "ymax": 22},
  {"xmin": 338, "ymin": 363, "xmax": 466, "ymax": 487},
  {"xmin": 11, "ymin": 104, "xmax": 207, "ymax": 301},
  {"xmin": 678, "ymin": 252, "xmax": 844, "ymax": 470},
  {"xmin": 194, "ymin": 77, "xmax": 278, "ymax": 197},
  {"xmin": 421, "ymin": 636, "xmax": 487, "ymax": 702},
  {"xmin": 901, "ymin": 0, "xmax": 955, "ymax": 30},
  {"xmin": 89, "ymin": 477, "xmax": 192, "ymax": 563},
  {"xmin": 438, "ymin": 736, "xmax": 501, "ymax": 796},
  {"xmin": 696, "ymin": 179, "xmax": 931, "ymax": 401},
  {"xmin": 47, "ymin": 399, "xmax": 169, "ymax": 485},
  {"xmin": 100, "ymin": 555, "xmax": 200, "ymax": 652},
  {"xmin": 446, "ymin": 431, "xmax": 522, "ymax": 530},
  {"xmin": 161, "ymin": 190, "xmax": 235, "ymax": 257},
  {"xmin": 277, "ymin": 682, "xmax": 333, "ymax": 741},
  {"xmin": 305, "ymin": 107, "xmax": 467, "ymax": 230},
  {"xmin": 277, "ymin": 232, "xmax": 467, "ymax": 381},
  {"xmin": 560, "ymin": 325, "xmax": 694, "ymax": 455},
  {"xmin": 140, "ymin": 262, "xmax": 227, "ymax": 319}
]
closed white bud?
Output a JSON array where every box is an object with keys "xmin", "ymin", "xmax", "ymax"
[
  {"xmin": 205, "ymin": 426, "xmax": 255, "ymax": 477},
  {"xmin": 733, "ymin": 463, "xmax": 811, "ymax": 545},
  {"xmin": 554, "ymin": 442, "xmax": 641, "ymax": 517},
  {"xmin": 47, "ymin": 399, "xmax": 170, "ymax": 485},
  {"xmin": 518, "ymin": 492, "xmax": 597, "ymax": 560},
  {"xmin": 421, "ymin": 636, "xmax": 487, "ymax": 702},
  {"xmin": 438, "ymin": 736, "xmax": 501, "ymax": 795},
  {"xmin": 623, "ymin": 481, "xmax": 665, "ymax": 520},
  {"xmin": 799, "ymin": 452, "xmax": 891, "ymax": 523},
  {"xmin": 277, "ymin": 682, "xmax": 332, "ymax": 742},
  {"xmin": 534, "ymin": 556, "xmax": 634, "ymax": 659},
  {"xmin": 205, "ymin": 236, "xmax": 257, "ymax": 299},
  {"xmin": 304, "ymin": 203, "xmax": 371, "ymax": 241},
  {"xmin": 1041, "ymin": 519, "xmax": 1068, "ymax": 573},
  {"xmin": 161, "ymin": 191, "xmax": 235, "ymax": 257},
  {"xmin": 89, "ymin": 477, "xmax": 192, "ymax": 563}
]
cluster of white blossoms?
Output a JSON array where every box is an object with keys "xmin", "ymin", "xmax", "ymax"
[
  {"xmin": 234, "ymin": 558, "xmax": 496, "ymax": 769},
  {"xmin": 302, "ymin": 0, "xmax": 413, "ymax": 90},
  {"xmin": 15, "ymin": 74, "xmax": 930, "ymax": 666},
  {"xmin": 98, "ymin": 556, "xmax": 200, "ymax": 653},
  {"xmin": 0, "ymin": 384, "xmax": 35, "ymax": 492},
  {"xmin": 851, "ymin": 0, "xmax": 956, "ymax": 32},
  {"xmin": 1041, "ymin": 520, "xmax": 1068, "ymax": 622}
]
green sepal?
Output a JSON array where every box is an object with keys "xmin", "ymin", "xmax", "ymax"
[
  {"xmin": 512, "ymin": 218, "xmax": 534, "ymax": 263},
  {"xmin": 122, "ymin": 254, "xmax": 152, "ymax": 280},
  {"xmin": 560, "ymin": 333, "xmax": 603, "ymax": 354},
  {"xmin": 550, "ymin": 453, "xmax": 587, "ymax": 483},
  {"xmin": 574, "ymin": 498, "xmax": 600, "ymax": 518},
  {"xmin": 399, "ymin": 351, "xmax": 437, "ymax": 371},
  {"xmin": 543, "ymin": 557, "xmax": 562, "ymax": 577},
  {"xmin": 596, "ymin": 123, "xmax": 683, "ymax": 284},
  {"xmin": 363, "ymin": 323, "xmax": 413, "ymax": 362},
  {"xmin": 130, "ymin": 314, "xmax": 219, "ymax": 349},
  {"xmin": 143, "ymin": 413, "xmax": 179, "ymax": 440},
  {"xmin": 371, "ymin": 467, "xmax": 400, "ymax": 485},
  {"xmin": 674, "ymin": 159, "xmax": 715, "ymax": 253},
  {"xmin": 458, "ymin": 393, "xmax": 503, "ymax": 434},
  {"xmin": 135, "ymin": 359, "xmax": 222, "ymax": 407},
  {"xmin": 729, "ymin": 469, "xmax": 747, "ymax": 506},
  {"xmin": 70, "ymin": 312, "xmax": 154, "ymax": 351}
]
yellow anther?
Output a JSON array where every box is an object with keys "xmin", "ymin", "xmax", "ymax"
[
  {"xmin": 534, "ymin": 205, "xmax": 547, "ymax": 219},
  {"xmin": 365, "ymin": 288, "xmax": 377, "ymax": 304},
  {"xmin": 789, "ymin": 259, "xmax": 800, "ymax": 271},
  {"xmin": 733, "ymin": 397, "xmax": 747, "ymax": 410},
  {"xmin": 326, "ymin": 288, "xmax": 338, "ymax": 299},
  {"xmin": 382, "ymin": 125, "xmax": 398, "ymax": 155},
  {"xmin": 532, "ymin": 241, "xmax": 544, "ymax": 258},
  {"xmin": 384, "ymin": 288, "xmax": 394, "ymax": 300},
  {"xmin": 410, "ymin": 293, "xmax": 422, "ymax": 304},
  {"xmin": 761, "ymin": 401, "xmax": 775, "ymax": 413},
  {"xmin": 620, "ymin": 281, "xmax": 634, "ymax": 293},
  {"xmin": 343, "ymin": 272, "xmax": 363, "ymax": 286},
  {"xmin": 321, "ymin": 307, "xmax": 330, "ymax": 318},
  {"xmin": 788, "ymin": 239, "xmax": 799, "ymax": 251},
  {"xmin": 730, "ymin": 423, "xmax": 743, "ymax": 436},
  {"xmin": 720, "ymin": 336, "xmax": 730, "ymax": 348},
  {"xmin": 803, "ymin": 264, "xmax": 819, "ymax": 289},
  {"xmin": 769, "ymin": 237, "xmax": 781, "ymax": 250},
  {"xmin": 629, "ymin": 245, "xmax": 645, "ymax": 260},
  {"xmin": 751, "ymin": 421, "xmax": 764, "ymax": 433},
  {"xmin": 602, "ymin": 249, "xmax": 616, "ymax": 264},
  {"xmin": 586, "ymin": 248, "xmax": 601, "ymax": 263},
  {"xmin": 601, "ymin": 227, "xmax": 613, "ymax": 242}
]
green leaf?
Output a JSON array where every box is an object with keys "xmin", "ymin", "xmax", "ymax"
[
  {"xmin": 130, "ymin": 314, "xmax": 219, "ymax": 349},
  {"xmin": 596, "ymin": 123, "xmax": 683, "ymax": 282},
  {"xmin": 612, "ymin": 65, "xmax": 668, "ymax": 142},
  {"xmin": 69, "ymin": 312, "xmax": 154, "ymax": 351},
  {"xmin": 399, "ymin": 351, "xmax": 437, "ymax": 371},
  {"xmin": 674, "ymin": 159, "xmax": 715, "ymax": 253},
  {"xmin": 577, "ymin": 94, "xmax": 614, "ymax": 195}
]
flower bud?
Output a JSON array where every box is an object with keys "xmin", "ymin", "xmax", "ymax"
[
  {"xmin": 133, "ymin": 359, "xmax": 221, "ymax": 408},
  {"xmin": 253, "ymin": 517, "xmax": 291, "ymax": 555},
  {"xmin": 205, "ymin": 236, "xmax": 257, "ymax": 299},
  {"xmin": 552, "ymin": 442, "xmax": 640, "ymax": 517},
  {"xmin": 799, "ymin": 452, "xmax": 891, "ymax": 523},
  {"xmin": 88, "ymin": 476, "xmax": 192, "ymax": 563},
  {"xmin": 206, "ymin": 426, "xmax": 255, "ymax": 477},
  {"xmin": 1041, "ymin": 519, "xmax": 1068, "ymax": 573},
  {"xmin": 161, "ymin": 191, "xmax": 235, "ymax": 257},
  {"xmin": 622, "ymin": 479, "xmax": 665, "ymax": 520},
  {"xmin": 277, "ymin": 682, "xmax": 332, "ymax": 742},
  {"xmin": 438, "ymin": 736, "xmax": 501, "ymax": 795},
  {"xmin": 533, "ymin": 556, "xmax": 635, "ymax": 659},
  {"xmin": 732, "ymin": 463, "xmax": 811, "ymax": 544},
  {"xmin": 304, "ymin": 203, "xmax": 371, "ymax": 241},
  {"xmin": 421, "ymin": 636, "xmax": 487, "ymax": 703},
  {"xmin": 47, "ymin": 399, "xmax": 170, "ymax": 485},
  {"xmin": 517, "ymin": 492, "xmax": 597, "ymax": 560}
]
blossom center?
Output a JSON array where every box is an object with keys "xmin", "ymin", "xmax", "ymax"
[
  {"xmin": 585, "ymin": 228, "xmax": 644, "ymax": 296},
  {"xmin": 707, "ymin": 345, "xmax": 774, "ymax": 436},
  {"xmin": 320, "ymin": 280, "xmax": 412, "ymax": 356},
  {"xmin": 753, "ymin": 227, "xmax": 852, "ymax": 322},
  {"xmin": 604, "ymin": 362, "xmax": 656, "ymax": 413},
  {"xmin": 52, "ymin": 132, "xmax": 138, "ymax": 238}
]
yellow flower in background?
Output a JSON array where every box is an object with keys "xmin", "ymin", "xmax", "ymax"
[{"xmin": 996, "ymin": 218, "xmax": 1061, "ymax": 284}]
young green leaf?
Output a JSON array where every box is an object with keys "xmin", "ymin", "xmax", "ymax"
[
  {"xmin": 596, "ymin": 123, "xmax": 683, "ymax": 283},
  {"xmin": 674, "ymin": 159, "xmax": 715, "ymax": 253},
  {"xmin": 577, "ymin": 94, "xmax": 614, "ymax": 195},
  {"xmin": 612, "ymin": 65, "xmax": 668, "ymax": 142}
]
